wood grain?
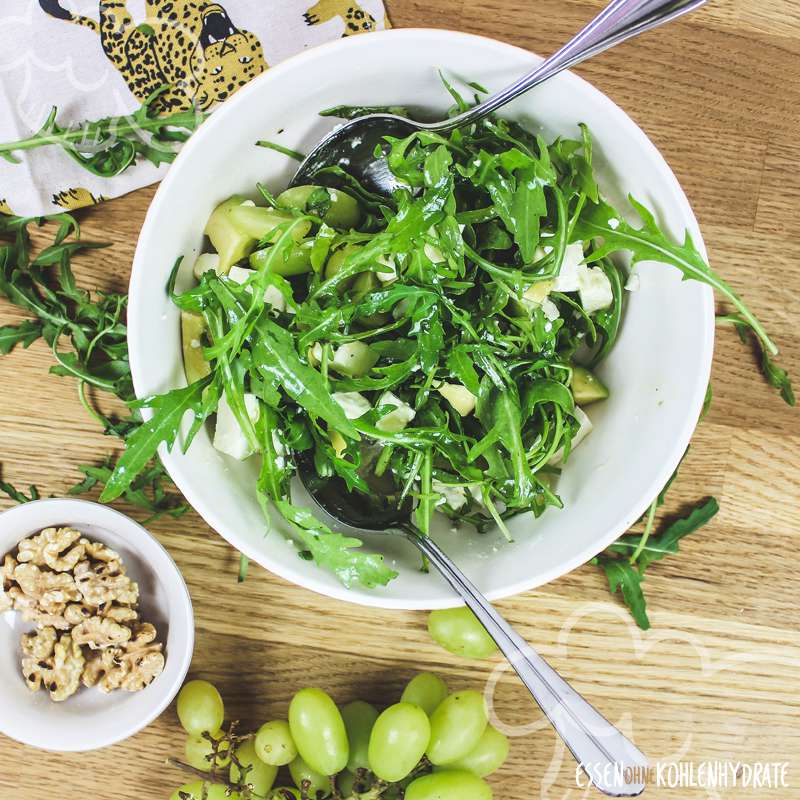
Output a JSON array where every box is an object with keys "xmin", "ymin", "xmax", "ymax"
[{"xmin": 1, "ymin": 2, "xmax": 799, "ymax": 798}]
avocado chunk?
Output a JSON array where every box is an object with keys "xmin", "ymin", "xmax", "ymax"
[
  {"xmin": 249, "ymin": 238, "xmax": 314, "ymax": 276},
  {"xmin": 229, "ymin": 205, "xmax": 311, "ymax": 243},
  {"xmin": 181, "ymin": 311, "xmax": 211, "ymax": 384},
  {"xmin": 352, "ymin": 270, "xmax": 390, "ymax": 327},
  {"xmin": 571, "ymin": 365, "xmax": 609, "ymax": 404},
  {"xmin": 277, "ymin": 184, "xmax": 361, "ymax": 229},
  {"xmin": 204, "ymin": 196, "xmax": 258, "ymax": 275}
]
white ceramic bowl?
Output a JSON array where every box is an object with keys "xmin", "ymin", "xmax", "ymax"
[
  {"xmin": 0, "ymin": 499, "xmax": 194, "ymax": 751},
  {"xmin": 129, "ymin": 29, "xmax": 714, "ymax": 610}
]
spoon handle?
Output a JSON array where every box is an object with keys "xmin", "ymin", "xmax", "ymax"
[
  {"xmin": 407, "ymin": 531, "xmax": 647, "ymax": 797},
  {"xmin": 431, "ymin": 0, "xmax": 707, "ymax": 132}
]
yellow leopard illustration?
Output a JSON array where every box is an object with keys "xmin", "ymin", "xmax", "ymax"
[
  {"xmin": 39, "ymin": 1, "xmax": 267, "ymax": 111},
  {"xmin": 303, "ymin": 0, "xmax": 381, "ymax": 35},
  {"xmin": 52, "ymin": 188, "xmax": 107, "ymax": 211},
  {"xmin": 0, "ymin": 199, "xmax": 12, "ymax": 215}
]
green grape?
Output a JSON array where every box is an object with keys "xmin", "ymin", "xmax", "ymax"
[
  {"xmin": 340, "ymin": 700, "xmax": 378, "ymax": 772},
  {"xmin": 405, "ymin": 770, "xmax": 493, "ymax": 800},
  {"xmin": 400, "ymin": 672, "xmax": 449, "ymax": 715},
  {"xmin": 441, "ymin": 724, "xmax": 508, "ymax": 777},
  {"xmin": 267, "ymin": 789, "xmax": 301, "ymax": 800},
  {"xmin": 427, "ymin": 608, "xmax": 498, "ymax": 660},
  {"xmin": 177, "ymin": 680, "xmax": 225, "ymax": 735},
  {"xmin": 368, "ymin": 702, "xmax": 431, "ymax": 782},
  {"xmin": 255, "ymin": 720, "xmax": 297, "ymax": 766},
  {"xmin": 289, "ymin": 687, "xmax": 349, "ymax": 775},
  {"xmin": 184, "ymin": 729, "xmax": 231, "ymax": 771},
  {"xmin": 169, "ymin": 781, "xmax": 238, "ymax": 800},
  {"xmin": 230, "ymin": 739, "xmax": 278, "ymax": 795},
  {"xmin": 427, "ymin": 691, "xmax": 488, "ymax": 765},
  {"xmin": 288, "ymin": 754, "xmax": 329, "ymax": 797}
]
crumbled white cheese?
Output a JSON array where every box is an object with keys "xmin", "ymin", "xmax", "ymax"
[
  {"xmin": 608, "ymin": 217, "xmax": 620, "ymax": 230},
  {"xmin": 625, "ymin": 271, "xmax": 641, "ymax": 292},
  {"xmin": 376, "ymin": 254, "xmax": 397, "ymax": 283},
  {"xmin": 193, "ymin": 252, "xmax": 221, "ymax": 280},
  {"xmin": 576, "ymin": 263, "xmax": 614, "ymax": 313},
  {"xmin": 432, "ymin": 479, "xmax": 468, "ymax": 510},
  {"xmin": 332, "ymin": 391, "xmax": 372, "ymax": 419},
  {"xmin": 213, "ymin": 393, "xmax": 260, "ymax": 460},
  {"xmin": 227, "ymin": 266, "xmax": 288, "ymax": 312},
  {"xmin": 541, "ymin": 298, "xmax": 561, "ymax": 321},
  {"xmin": 376, "ymin": 391, "xmax": 416, "ymax": 432},
  {"xmin": 239, "ymin": 199, "xmax": 256, "ymax": 207},
  {"xmin": 552, "ymin": 241, "xmax": 586, "ymax": 292}
]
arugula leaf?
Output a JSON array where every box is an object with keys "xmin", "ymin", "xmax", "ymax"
[
  {"xmin": 0, "ymin": 474, "xmax": 41, "ymax": 504},
  {"xmin": 0, "ymin": 86, "xmax": 204, "ymax": 176},
  {"xmin": 274, "ymin": 499, "xmax": 397, "ymax": 589},
  {"xmin": 99, "ymin": 378, "xmax": 210, "ymax": 502},
  {"xmin": 70, "ymin": 459, "xmax": 188, "ymax": 523},
  {"xmin": 574, "ymin": 196, "xmax": 780, "ymax": 358},
  {"xmin": 593, "ymin": 556, "xmax": 650, "ymax": 629},
  {"xmin": 0, "ymin": 320, "xmax": 42, "ymax": 354}
]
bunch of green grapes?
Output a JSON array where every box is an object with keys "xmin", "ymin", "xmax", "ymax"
[{"xmin": 169, "ymin": 667, "xmax": 508, "ymax": 800}]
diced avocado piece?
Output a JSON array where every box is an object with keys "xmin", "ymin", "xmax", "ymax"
[
  {"xmin": 571, "ymin": 365, "xmax": 609, "ymax": 404},
  {"xmin": 436, "ymin": 382, "xmax": 477, "ymax": 416},
  {"xmin": 352, "ymin": 270, "xmax": 390, "ymax": 328},
  {"xmin": 204, "ymin": 196, "xmax": 258, "ymax": 275},
  {"xmin": 229, "ymin": 205, "xmax": 311, "ymax": 243},
  {"xmin": 324, "ymin": 244, "xmax": 360, "ymax": 291},
  {"xmin": 249, "ymin": 238, "xmax": 314, "ymax": 276},
  {"xmin": 331, "ymin": 342, "xmax": 378, "ymax": 378},
  {"xmin": 181, "ymin": 311, "xmax": 211, "ymax": 384},
  {"xmin": 193, "ymin": 252, "xmax": 221, "ymax": 280},
  {"xmin": 277, "ymin": 185, "xmax": 361, "ymax": 229}
]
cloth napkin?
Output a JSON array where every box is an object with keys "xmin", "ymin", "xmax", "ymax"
[{"xmin": 0, "ymin": 0, "xmax": 389, "ymax": 216}]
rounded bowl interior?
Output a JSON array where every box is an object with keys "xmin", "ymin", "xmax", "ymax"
[
  {"xmin": 128, "ymin": 29, "xmax": 714, "ymax": 610},
  {"xmin": 0, "ymin": 499, "xmax": 194, "ymax": 751}
]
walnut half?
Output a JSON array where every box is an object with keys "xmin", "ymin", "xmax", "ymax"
[
  {"xmin": 21, "ymin": 628, "xmax": 85, "ymax": 702},
  {"xmin": 83, "ymin": 623, "xmax": 165, "ymax": 692}
]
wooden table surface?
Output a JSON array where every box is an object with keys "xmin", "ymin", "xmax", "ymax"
[{"xmin": 1, "ymin": 1, "xmax": 799, "ymax": 798}]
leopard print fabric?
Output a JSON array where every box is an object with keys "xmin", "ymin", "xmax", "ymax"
[{"xmin": 39, "ymin": 0, "xmax": 267, "ymax": 111}]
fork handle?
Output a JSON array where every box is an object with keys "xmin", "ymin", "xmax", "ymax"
[
  {"xmin": 428, "ymin": 0, "xmax": 707, "ymax": 132},
  {"xmin": 405, "ymin": 530, "xmax": 647, "ymax": 797}
]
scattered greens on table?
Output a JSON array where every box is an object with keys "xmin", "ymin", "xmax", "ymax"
[{"xmin": 0, "ymin": 81, "xmax": 793, "ymax": 629}]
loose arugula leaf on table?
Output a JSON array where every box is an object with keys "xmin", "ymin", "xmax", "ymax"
[
  {"xmin": 0, "ymin": 472, "xmax": 41, "ymax": 504},
  {"xmin": 70, "ymin": 458, "xmax": 189, "ymax": 523},
  {"xmin": 0, "ymin": 86, "xmax": 205, "ymax": 177},
  {"xmin": 99, "ymin": 378, "xmax": 212, "ymax": 502},
  {"xmin": 0, "ymin": 213, "xmax": 187, "ymax": 518}
]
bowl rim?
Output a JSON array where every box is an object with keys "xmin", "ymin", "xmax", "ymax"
[
  {"xmin": 0, "ymin": 498, "xmax": 194, "ymax": 751},
  {"xmin": 129, "ymin": 27, "xmax": 715, "ymax": 610}
]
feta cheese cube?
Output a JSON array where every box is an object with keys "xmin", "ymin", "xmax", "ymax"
[
  {"xmin": 552, "ymin": 241, "xmax": 585, "ymax": 292},
  {"xmin": 577, "ymin": 263, "xmax": 614, "ymax": 313},
  {"xmin": 376, "ymin": 391, "xmax": 416, "ymax": 432},
  {"xmin": 226, "ymin": 266, "xmax": 288, "ymax": 312},
  {"xmin": 213, "ymin": 393, "xmax": 260, "ymax": 460},
  {"xmin": 432, "ymin": 479, "xmax": 467, "ymax": 510},
  {"xmin": 332, "ymin": 391, "xmax": 371, "ymax": 419}
]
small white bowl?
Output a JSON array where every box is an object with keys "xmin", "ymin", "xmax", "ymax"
[
  {"xmin": 128, "ymin": 29, "xmax": 714, "ymax": 610},
  {"xmin": 0, "ymin": 499, "xmax": 194, "ymax": 751}
]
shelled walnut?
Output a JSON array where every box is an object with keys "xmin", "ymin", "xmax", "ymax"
[{"xmin": 2, "ymin": 527, "xmax": 165, "ymax": 702}]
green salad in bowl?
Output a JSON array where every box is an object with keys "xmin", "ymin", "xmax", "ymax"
[{"xmin": 112, "ymin": 77, "xmax": 773, "ymax": 591}]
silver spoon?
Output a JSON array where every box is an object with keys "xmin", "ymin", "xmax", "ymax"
[
  {"xmin": 297, "ymin": 459, "xmax": 648, "ymax": 796},
  {"xmin": 291, "ymin": 0, "xmax": 707, "ymax": 195}
]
